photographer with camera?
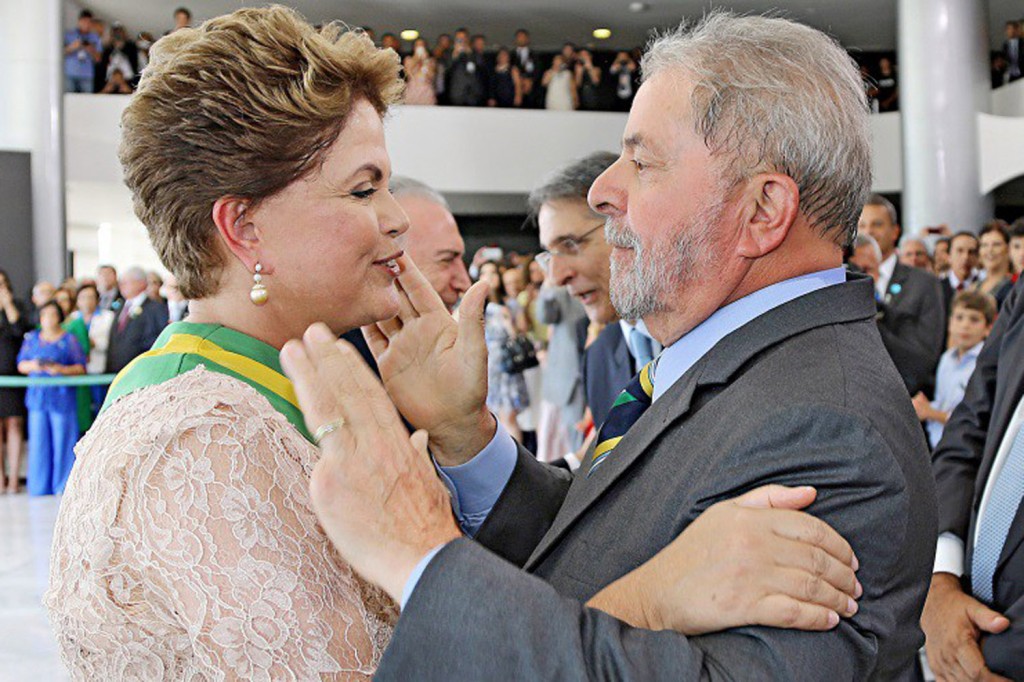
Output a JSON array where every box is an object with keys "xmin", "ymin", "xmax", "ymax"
[{"xmin": 63, "ymin": 10, "xmax": 102, "ymax": 93}]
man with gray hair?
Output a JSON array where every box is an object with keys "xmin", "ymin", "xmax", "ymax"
[
  {"xmin": 286, "ymin": 12, "xmax": 936, "ymax": 679},
  {"xmin": 388, "ymin": 177, "xmax": 471, "ymax": 313},
  {"xmin": 106, "ymin": 265, "xmax": 167, "ymax": 374}
]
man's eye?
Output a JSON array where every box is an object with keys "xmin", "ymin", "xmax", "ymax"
[{"xmin": 631, "ymin": 159, "xmax": 646, "ymax": 172}]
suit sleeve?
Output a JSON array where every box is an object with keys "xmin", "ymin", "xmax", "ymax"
[
  {"xmin": 473, "ymin": 443, "xmax": 572, "ymax": 567},
  {"xmin": 378, "ymin": 406, "xmax": 932, "ymax": 680},
  {"xmin": 932, "ymin": 279, "xmax": 1022, "ymax": 539},
  {"xmin": 982, "ymin": 590, "xmax": 1024, "ymax": 679}
]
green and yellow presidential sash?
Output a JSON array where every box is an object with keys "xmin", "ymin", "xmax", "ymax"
[{"xmin": 101, "ymin": 322, "xmax": 313, "ymax": 443}]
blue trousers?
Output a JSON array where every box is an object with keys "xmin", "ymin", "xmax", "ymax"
[{"xmin": 27, "ymin": 409, "xmax": 78, "ymax": 496}]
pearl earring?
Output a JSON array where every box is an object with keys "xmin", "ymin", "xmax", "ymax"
[{"xmin": 250, "ymin": 262, "xmax": 268, "ymax": 306}]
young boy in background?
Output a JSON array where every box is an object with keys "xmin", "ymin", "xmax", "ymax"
[{"xmin": 913, "ymin": 290, "xmax": 997, "ymax": 448}]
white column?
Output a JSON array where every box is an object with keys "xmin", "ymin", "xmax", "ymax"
[
  {"xmin": 898, "ymin": 0, "xmax": 992, "ymax": 233},
  {"xmin": 0, "ymin": 0, "xmax": 67, "ymax": 282}
]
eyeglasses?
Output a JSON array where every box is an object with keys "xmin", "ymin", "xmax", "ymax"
[{"xmin": 535, "ymin": 222, "xmax": 605, "ymax": 272}]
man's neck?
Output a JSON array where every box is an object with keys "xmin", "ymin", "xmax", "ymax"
[{"xmin": 646, "ymin": 251, "xmax": 843, "ymax": 347}]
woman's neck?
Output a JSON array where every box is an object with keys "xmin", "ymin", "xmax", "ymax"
[
  {"xmin": 40, "ymin": 328, "xmax": 63, "ymax": 340},
  {"xmin": 186, "ymin": 292, "xmax": 307, "ymax": 351}
]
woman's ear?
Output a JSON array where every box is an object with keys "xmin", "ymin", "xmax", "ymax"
[
  {"xmin": 211, "ymin": 197, "xmax": 263, "ymax": 273},
  {"xmin": 735, "ymin": 173, "xmax": 800, "ymax": 259}
]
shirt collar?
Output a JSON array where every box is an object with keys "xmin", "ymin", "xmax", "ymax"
[
  {"xmin": 949, "ymin": 340, "xmax": 985, "ymax": 363},
  {"xmin": 124, "ymin": 292, "xmax": 148, "ymax": 310},
  {"xmin": 650, "ymin": 267, "xmax": 848, "ymax": 402},
  {"xmin": 946, "ymin": 269, "xmax": 978, "ymax": 289},
  {"xmin": 619, "ymin": 318, "xmax": 662, "ymax": 359},
  {"xmin": 877, "ymin": 253, "xmax": 898, "ymax": 295}
]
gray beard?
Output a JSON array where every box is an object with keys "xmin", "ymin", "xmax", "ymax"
[{"xmin": 605, "ymin": 206, "xmax": 721, "ymax": 322}]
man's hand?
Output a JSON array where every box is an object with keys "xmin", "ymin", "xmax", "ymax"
[
  {"xmin": 363, "ymin": 256, "xmax": 494, "ymax": 466},
  {"xmin": 587, "ymin": 485, "xmax": 862, "ymax": 634},
  {"xmin": 912, "ymin": 392, "xmax": 934, "ymax": 422},
  {"xmin": 922, "ymin": 572, "xmax": 1011, "ymax": 682},
  {"xmin": 281, "ymin": 323, "xmax": 462, "ymax": 603}
]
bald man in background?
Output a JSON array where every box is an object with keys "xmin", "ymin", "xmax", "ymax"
[{"xmin": 342, "ymin": 177, "xmax": 471, "ymax": 366}]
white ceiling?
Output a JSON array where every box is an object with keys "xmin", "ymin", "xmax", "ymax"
[{"xmin": 73, "ymin": 0, "xmax": 1023, "ymax": 52}]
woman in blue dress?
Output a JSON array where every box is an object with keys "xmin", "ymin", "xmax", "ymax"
[{"xmin": 16, "ymin": 300, "xmax": 86, "ymax": 495}]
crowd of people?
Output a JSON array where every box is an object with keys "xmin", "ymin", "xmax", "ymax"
[
  {"xmin": 67, "ymin": 5, "xmax": 1024, "ymax": 114},
  {"xmin": 0, "ymin": 265, "xmax": 187, "ymax": 494}
]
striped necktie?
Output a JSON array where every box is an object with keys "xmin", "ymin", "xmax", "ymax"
[
  {"xmin": 589, "ymin": 360, "xmax": 656, "ymax": 476},
  {"xmin": 971, "ymin": 424, "xmax": 1024, "ymax": 603}
]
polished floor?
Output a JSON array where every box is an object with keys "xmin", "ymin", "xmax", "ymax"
[{"xmin": 0, "ymin": 493, "xmax": 69, "ymax": 681}]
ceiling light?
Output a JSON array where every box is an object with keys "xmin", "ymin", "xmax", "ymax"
[
  {"xmin": 592, "ymin": 28, "xmax": 612, "ymax": 40},
  {"xmin": 400, "ymin": 29, "xmax": 419, "ymax": 41},
  {"xmin": 629, "ymin": 2, "xmax": 648, "ymax": 12}
]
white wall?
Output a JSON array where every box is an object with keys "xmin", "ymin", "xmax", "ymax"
[{"xmin": 991, "ymin": 79, "xmax": 1024, "ymax": 117}]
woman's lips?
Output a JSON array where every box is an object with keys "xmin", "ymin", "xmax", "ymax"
[{"xmin": 373, "ymin": 252, "xmax": 404, "ymax": 277}]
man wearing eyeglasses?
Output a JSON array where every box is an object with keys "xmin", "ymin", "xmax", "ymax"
[{"xmin": 531, "ymin": 152, "xmax": 662, "ymax": 432}]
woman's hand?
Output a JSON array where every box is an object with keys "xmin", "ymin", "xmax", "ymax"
[
  {"xmin": 281, "ymin": 324, "xmax": 462, "ymax": 603},
  {"xmin": 586, "ymin": 485, "xmax": 862, "ymax": 635},
  {"xmin": 363, "ymin": 256, "xmax": 494, "ymax": 466}
]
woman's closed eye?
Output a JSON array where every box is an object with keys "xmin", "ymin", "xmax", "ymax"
[{"xmin": 350, "ymin": 187, "xmax": 378, "ymax": 200}]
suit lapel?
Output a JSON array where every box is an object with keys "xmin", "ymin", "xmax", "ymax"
[
  {"xmin": 523, "ymin": 274, "xmax": 878, "ymax": 571},
  {"xmin": 975, "ymin": 313, "xmax": 1024, "ymax": 499},
  {"xmin": 610, "ymin": 325, "xmax": 631, "ymax": 376},
  {"xmin": 525, "ymin": 365, "xmax": 702, "ymax": 570},
  {"xmin": 885, "ymin": 262, "xmax": 912, "ymax": 311}
]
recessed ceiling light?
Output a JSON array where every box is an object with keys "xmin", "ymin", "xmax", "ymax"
[
  {"xmin": 400, "ymin": 29, "xmax": 419, "ymax": 41},
  {"xmin": 629, "ymin": 2, "xmax": 648, "ymax": 12},
  {"xmin": 593, "ymin": 28, "xmax": 612, "ymax": 39}
]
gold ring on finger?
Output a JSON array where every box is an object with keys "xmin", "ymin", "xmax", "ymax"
[{"xmin": 313, "ymin": 418, "xmax": 346, "ymax": 446}]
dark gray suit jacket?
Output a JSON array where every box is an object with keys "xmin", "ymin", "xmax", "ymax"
[
  {"xmin": 581, "ymin": 322, "xmax": 634, "ymax": 428},
  {"xmin": 105, "ymin": 297, "xmax": 167, "ymax": 374},
  {"xmin": 932, "ymin": 277, "xmax": 1024, "ymax": 678},
  {"xmin": 875, "ymin": 262, "xmax": 946, "ymax": 396},
  {"xmin": 378, "ymin": 274, "xmax": 937, "ymax": 680}
]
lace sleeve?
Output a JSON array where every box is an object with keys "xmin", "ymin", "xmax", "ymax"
[{"xmin": 136, "ymin": 399, "xmax": 393, "ymax": 680}]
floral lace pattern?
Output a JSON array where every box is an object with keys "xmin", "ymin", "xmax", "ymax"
[{"xmin": 45, "ymin": 366, "xmax": 397, "ymax": 680}]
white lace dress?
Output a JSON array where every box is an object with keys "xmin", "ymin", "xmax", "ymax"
[{"xmin": 45, "ymin": 366, "xmax": 397, "ymax": 680}]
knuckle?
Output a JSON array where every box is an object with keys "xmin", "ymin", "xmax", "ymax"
[
  {"xmin": 802, "ymin": 575, "xmax": 824, "ymax": 601},
  {"xmin": 780, "ymin": 601, "xmax": 802, "ymax": 628},
  {"xmin": 808, "ymin": 520, "xmax": 829, "ymax": 546},
  {"xmin": 810, "ymin": 547, "xmax": 830, "ymax": 577}
]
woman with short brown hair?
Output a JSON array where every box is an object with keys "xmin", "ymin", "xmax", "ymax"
[{"xmin": 46, "ymin": 7, "xmax": 408, "ymax": 678}]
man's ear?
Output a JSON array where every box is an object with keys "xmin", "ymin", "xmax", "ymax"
[
  {"xmin": 735, "ymin": 173, "xmax": 800, "ymax": 259},
  {"xmin": 211, "ymin": 196, "xmax": 267, "ymax": 274}
]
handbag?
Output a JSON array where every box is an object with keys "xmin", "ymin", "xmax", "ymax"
[{"xmin": 499, "ymin": 335, "xmax": 539, "ymax": 375}]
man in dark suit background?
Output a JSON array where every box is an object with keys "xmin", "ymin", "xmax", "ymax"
[
  {"xmin": 940, "ymin": 231, "xmax": 981, "ymax": 315},
  {"xmin": 288, "ymin": 13, "xmax": 937, "ymax": 679},
  {"xmin": 923, "ymin": 277, "xmax": 1024, "ymax": 680},
  {"xmin": 858, "ymin": 195, "xmax": 946, "ymax": 395},
  {"xmin": 1003, "ymin": 20, "xmax": 1023, "ymax": 83},
  {"xmin": 527, "ymin": 152, "xmax": 661, "ymax": 431},
  {"xmin": 512, "ymin": 28, "xmax": 540, "ymax": 108},
  {"xmin": 105, "ymin": 266, "xmax": 167, "ymax": 374}
]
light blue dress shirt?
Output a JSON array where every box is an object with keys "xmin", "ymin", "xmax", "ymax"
[
  {"xmin": 401, "ymin": 266, "xmax": 849, "ymax": 609},
  {"xmin": 926, "ymin": 342, "xmax": 983, "ymax": 449}
]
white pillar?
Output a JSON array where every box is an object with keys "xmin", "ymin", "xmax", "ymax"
[
  {"xmin": 0, "ymin": 0, "xmax": 67, "ymax": 283},
  {"xmin": 898, "ymin": 0, "xmax": 992, "ymax": 233}
]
